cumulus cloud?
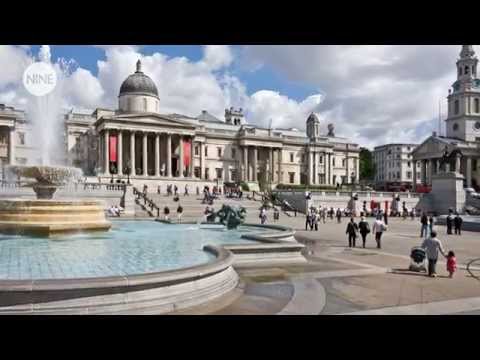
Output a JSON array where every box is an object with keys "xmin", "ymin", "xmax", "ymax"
[
  {"xmin": 0, "ymin": 44, "xmax": 472, "ymax": 149},
  {"xmin": 240, "ymin": 45, "xmax": 467, "ymax": 147}
]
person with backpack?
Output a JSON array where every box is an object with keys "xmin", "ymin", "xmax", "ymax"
[
  {"xmin": 372, "ymin": 215, "xmax": 387, "ymax": 249},
  {"xmin": 346, "ymin": 217, "xmax": 359, "ymax": 248},
  {"xmin": 336, "ymin": 208, "xmax": 342, "ymax": 223},
  {"xmin": 163, "ymin": 206, "xmax": 170, "ymax": 221},
  {"xmin": 358, "ymin": 216, "xmax": 370, "ymax": 248}
]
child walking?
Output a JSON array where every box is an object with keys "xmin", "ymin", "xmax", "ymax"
[{"xmin": 446, "ymin": 251, "xmax": 457, "ymax": 278}]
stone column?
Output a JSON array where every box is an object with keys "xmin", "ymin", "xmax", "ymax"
[
  {"xmin": 277, "ymin": 149, "xmax": 282, "ymax": 184},
  {"xmin": 436, "ymin": 159, "xmax": 440, "ymax": 174},
  {"xmin": 8, "ymin": 127, "xmax": 15, "ymax": 165},
  {"xmin": 355, "ymin": 157, "xmax": 360, "ymax": 184},
  {"xmin": 243, "ymin": 146, "xmax": 248, "ymax": 182},
  {"xmin": 155, "ymin": 133, "xmax": 160, "ymax": 177},
  {"xmin": 455, "ymin": 153, "xmax": 461, "ymax": 173},
  {"xmin": 200, "ymin": 142, "xmax": 205, "ymax": 180},
  {"xmin": 253, "ymin": 147, "xmax": 258, "ymax": 182},
  {"xmin": 345, "ymin": 149, "xmax": 349, "ymax": 184},
  {"xmin": 130, "ymin": 131, "xmax": 135, "ymax": 176},
  {"xmin": 104, "ymin": 129, "xmax": 110, "ymax": 175},
  {"xmin": 179, "ymin": 135, "xmax": 184, "ymax": 178},
  {"xmin": 167, "ymin": 134, "xmax": 172, "ymax": 177},
  {"xmin": 420, "ymin": 160, "xmax": 426, "ymax": 184},
  {"xmin": 308, "ymin": 150, "xmax": 313, "ymax": 185},
  {"xmin": 117, "ymin": 130, "xmax": 123, "ymax": 175},
  {"xmin": 190, "ymin": 137, "xmax": 194, "ymax": 177},
  {"xmin": 412, "ymin": 160, "xmax": 417, "ymax": 192},
  {"xmin": 466, "ymin": 156, "xmax": 472, "ymax": 188},
  {"xmin": 428, "ymin": 159, "xmax": 433, "ymax": 185},
  {"xmin": 269, "ymin": 147, "xmax": 273, "ymax": 183},
  {"xmin": 142, "ymin": 132, "xmax": 148, "ymax": 176}
]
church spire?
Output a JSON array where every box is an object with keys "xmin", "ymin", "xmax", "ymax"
[{"xmin": 460, "ymin": 45, "xmax": 475, "ymax": 59}]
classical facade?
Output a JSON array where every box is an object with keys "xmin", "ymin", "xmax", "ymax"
[
  {"xmin": 0, "ymin": 60, "xmax": 360, "ymax": 188},
  {"xmin": 412, "ymin": 45, "xmax": 480, "ymax": 191},
  {"xmin": 373, "ymin": 143, "xmax": 419, "ymax": 190}
]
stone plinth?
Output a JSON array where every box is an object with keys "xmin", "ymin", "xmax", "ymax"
[
  {"xmin": 431, "ymin": 171, "xmax": 466, "ymax": 214},
  {"xmin": 0, "ymin": 199, "xmax": 111, "ymax": 236}
]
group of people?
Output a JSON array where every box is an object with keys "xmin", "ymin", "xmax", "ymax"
[
  {"xmin": 107, "ymin": 205, "xmax": 122, "ymax": 217},
  {"xmin": 344, "ymin": 216, "xmax": 387, "ymax": 249},
  {"xmin": 163, "ymin": 204, "xmax": 183, "ymax": 222}
]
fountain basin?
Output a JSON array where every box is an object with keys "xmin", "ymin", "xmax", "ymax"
[{"xmin": 0, "ymin": 199, "xmax": 111, "ymax": 236}]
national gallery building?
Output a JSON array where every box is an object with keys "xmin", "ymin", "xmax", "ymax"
[{"xmin": 0, "ymin": 60, "xmax": 360, "ymax": 188}]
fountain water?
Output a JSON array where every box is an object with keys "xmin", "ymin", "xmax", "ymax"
[{"xmin": 0, "ymin": 46, "xmax": 111, "ymax": 236}]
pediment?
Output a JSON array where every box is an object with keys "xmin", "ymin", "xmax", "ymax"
[{"xmin": 100, "ymin": 113, "xmax": 197, "ymax": 129}]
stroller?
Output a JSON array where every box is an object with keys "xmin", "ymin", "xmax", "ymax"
[{"xmin": 409, "ymin": 246, "xmax": 427, "ymax": 272}]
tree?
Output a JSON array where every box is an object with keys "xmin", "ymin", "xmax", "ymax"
[{"xmin": 359, "ymin": 147, "xmax": 375, "ymax": 181}]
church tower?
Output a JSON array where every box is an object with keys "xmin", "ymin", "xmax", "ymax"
[
  {"xmin": 445, "ymin": 45, "xmax": 480, "ymax": 142},
  {"xmin": 306, "ymin": 112, "xmax": 320, "ymax": 141}
]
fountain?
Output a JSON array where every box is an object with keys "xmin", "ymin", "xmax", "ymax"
[
  {"xmin": 214, "ymin": 204, "xmax": 247, "ymax": 230},
  {"xmin": 0, "ymin": 165, "xmax": 111, "ymax": 236}
]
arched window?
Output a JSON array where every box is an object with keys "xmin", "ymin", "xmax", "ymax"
[
  {"xmin": 459, "ymin": 67, "xmax": 462, "ymax": 76},
  {"xmin": 475, "ymin": 98, "xmax": 480, "ymax": 113},
  {"xmin": 143, "ymin": 98, "xmax": 147, "ymax": 111},
  {"xmin": 465, "ymin": 66, "xmax": 469, "ymax": 75},
  {"xmin": 454, "ymin": 99, "xmax": 460, "ymax": 115}
]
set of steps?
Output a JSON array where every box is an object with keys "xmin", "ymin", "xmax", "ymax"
[{"xmin": 138, "ymin": 192, "xmax": 267, "ymax": 222}]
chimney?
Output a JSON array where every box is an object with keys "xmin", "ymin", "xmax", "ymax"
[{"xmin": 432, "ymin": 131, "xmax": 437, "ymax": 137}]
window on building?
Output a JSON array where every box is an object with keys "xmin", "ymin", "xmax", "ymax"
[
  {"xmin": 18, "ymin": 132, "xmax": 25, "ymax": 145},
  {"xmin": 231, "ymin": 148, "xmax": 236, "ymax": 159},
  {"xmin": 319, "ymin": 155, "xmax": 323, "ymax": 164},
  {"xmin": 407, "ymin": 171, "xmax": 412, "ymax": 179},
  {"xmin": 215, "ymin": 168, "xmax": 223, "ymax": 180},
  {"xmin": 407, "ymin": 147, "xmax": 411, "ymax": 151},
  {"xmin": 290, "ymin": 152, "xmax": 294, "ymax": 162},
  {"xmin": 407, "ymin": 161, "xmax": 411, "ymax": 168},
  {"xmin": 396, "ymin": 147, "xmax": 400, "ymax": 151},
  {"xmin": 194, "ymin": 146, "xmax": 199, "ymax": 156},
  {"xmin": 475, "ymin": 98, "xmax": 480, "ymax": 113},
  {"xmin": 217, "ymin": 147, "xmax": 222, "ymax": 158},
  {"xmin": 397, "ymin": 171, "xmax": 401, "ymax": 179},
  {"xmin": 205, "ymin": 168, "xmax": 210, "ymax": 180},
  {"xmin": 332, "ymin": 175, "xmax": 337, "ymax": 184},
  {"xmin": 465, "ymin": 66, "xmax": 469, "ymax": 75},
  {"xmin": 204, "ymin": 146, "xmax": 208, "ymax": 157},
  {"xmin": 332, "ymin": 158, "xmax": 336, "ymax": 167},
  {"xmin": 397, "ymin": 161, "xmax": 401, "ymax": 167},
  {"xmin": 289, "ymin": 172, "xmax": 295, "ymax": 184},
  {"xmin": 342, "ymin": 159, "xmax": 346, "ymax": 167},
  {"xmin": 455, "ymin": 100, "xmax": 460, "ymax": 114},
  {"xmin": 194, "ymin": 167, "xmax": 201, "ymax": 178}
]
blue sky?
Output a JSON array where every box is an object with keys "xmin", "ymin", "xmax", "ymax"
[
  {"xmin": 27, "ymin": 45, "xmax": 319, "ymax": 102},
  {"xmin": 0, "ymin": 44, "xmax": 469, "ymax": 148}
]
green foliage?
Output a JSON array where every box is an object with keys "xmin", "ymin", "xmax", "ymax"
[
  {"xmin": 240, "ymin": 182, "xmax": 250, "ymax": 191},
  {"xmin": 359, "ymin": 148, "xmax": 375, "ymax": 180}
]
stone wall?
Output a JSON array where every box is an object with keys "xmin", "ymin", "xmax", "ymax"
[{"xmin": 275, "ymin": 190, "xmax": 421, "ymax": 214}]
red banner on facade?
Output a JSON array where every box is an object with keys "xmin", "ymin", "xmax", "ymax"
[
  {"xmin": 109, "ymin": 135, "xmax": 117, "ymax": 162},
  {"xmin": 183, "ymin": 138, "xmax": 191, "ymax": 168}
]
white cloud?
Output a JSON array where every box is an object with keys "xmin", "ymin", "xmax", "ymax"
[
  {"xmin": 240, "ymin": 45, "xmax": 467, "ymax": 148},
  {"xmin": 201, "ymin": 45, "xmax": 233, "ymax": 70},
  {"xmin": 64, "ymin": 67, "xmax": 104, "ymax": 109}
]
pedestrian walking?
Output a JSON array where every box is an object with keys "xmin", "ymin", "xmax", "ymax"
[
  {"xmin": 260, "ymin": 208, "xmax": 267, "ymax": 225},
  {"xmin": 372, "ymin": 216, "xmax": 387, "ymax": 249},
  {"xmin": 420, "ymin": 212, "xmax": 429, "ymax": 238},
  {"xmin": 336, "ymin": 208, "xmax": 342, "ymax": 224},
  {"xmin": 446, "ymin": 251, "xmax": 457, "ymax": 278},
  {"xmin": 184, "ymin": 184, "xmax": 189, "ymax": 196},
  {"xmin": 174, "ymin": 185, "xmax": 178, "ymax": 196},
  {"xmin": 273, "ymin": 208, "xmax": 280, "ymax": 223},
  {"xmin": 454, "ymin": 213, "xmax": 463, "ymax": 235},
  {"xmin": 421, "ymin": 230, "xmax": 447, "ymax": 278},
  {"xmin": 346, "ymin": 218, "xmax": 359, "ymax": 248},
  {"xmin": 358, "ymin": 216, "xmax": 370, "ymax": 248},
  {"xmin": 305, "ymin": 210, "xmax": 312, "ymax": 230},
  {"xmin": 446, "ymin": 209, "xmax": 454, "ymax": 235},
  {"xmin": 429, "ymin": 216, "xmax": 434, "ymax": 233}
]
